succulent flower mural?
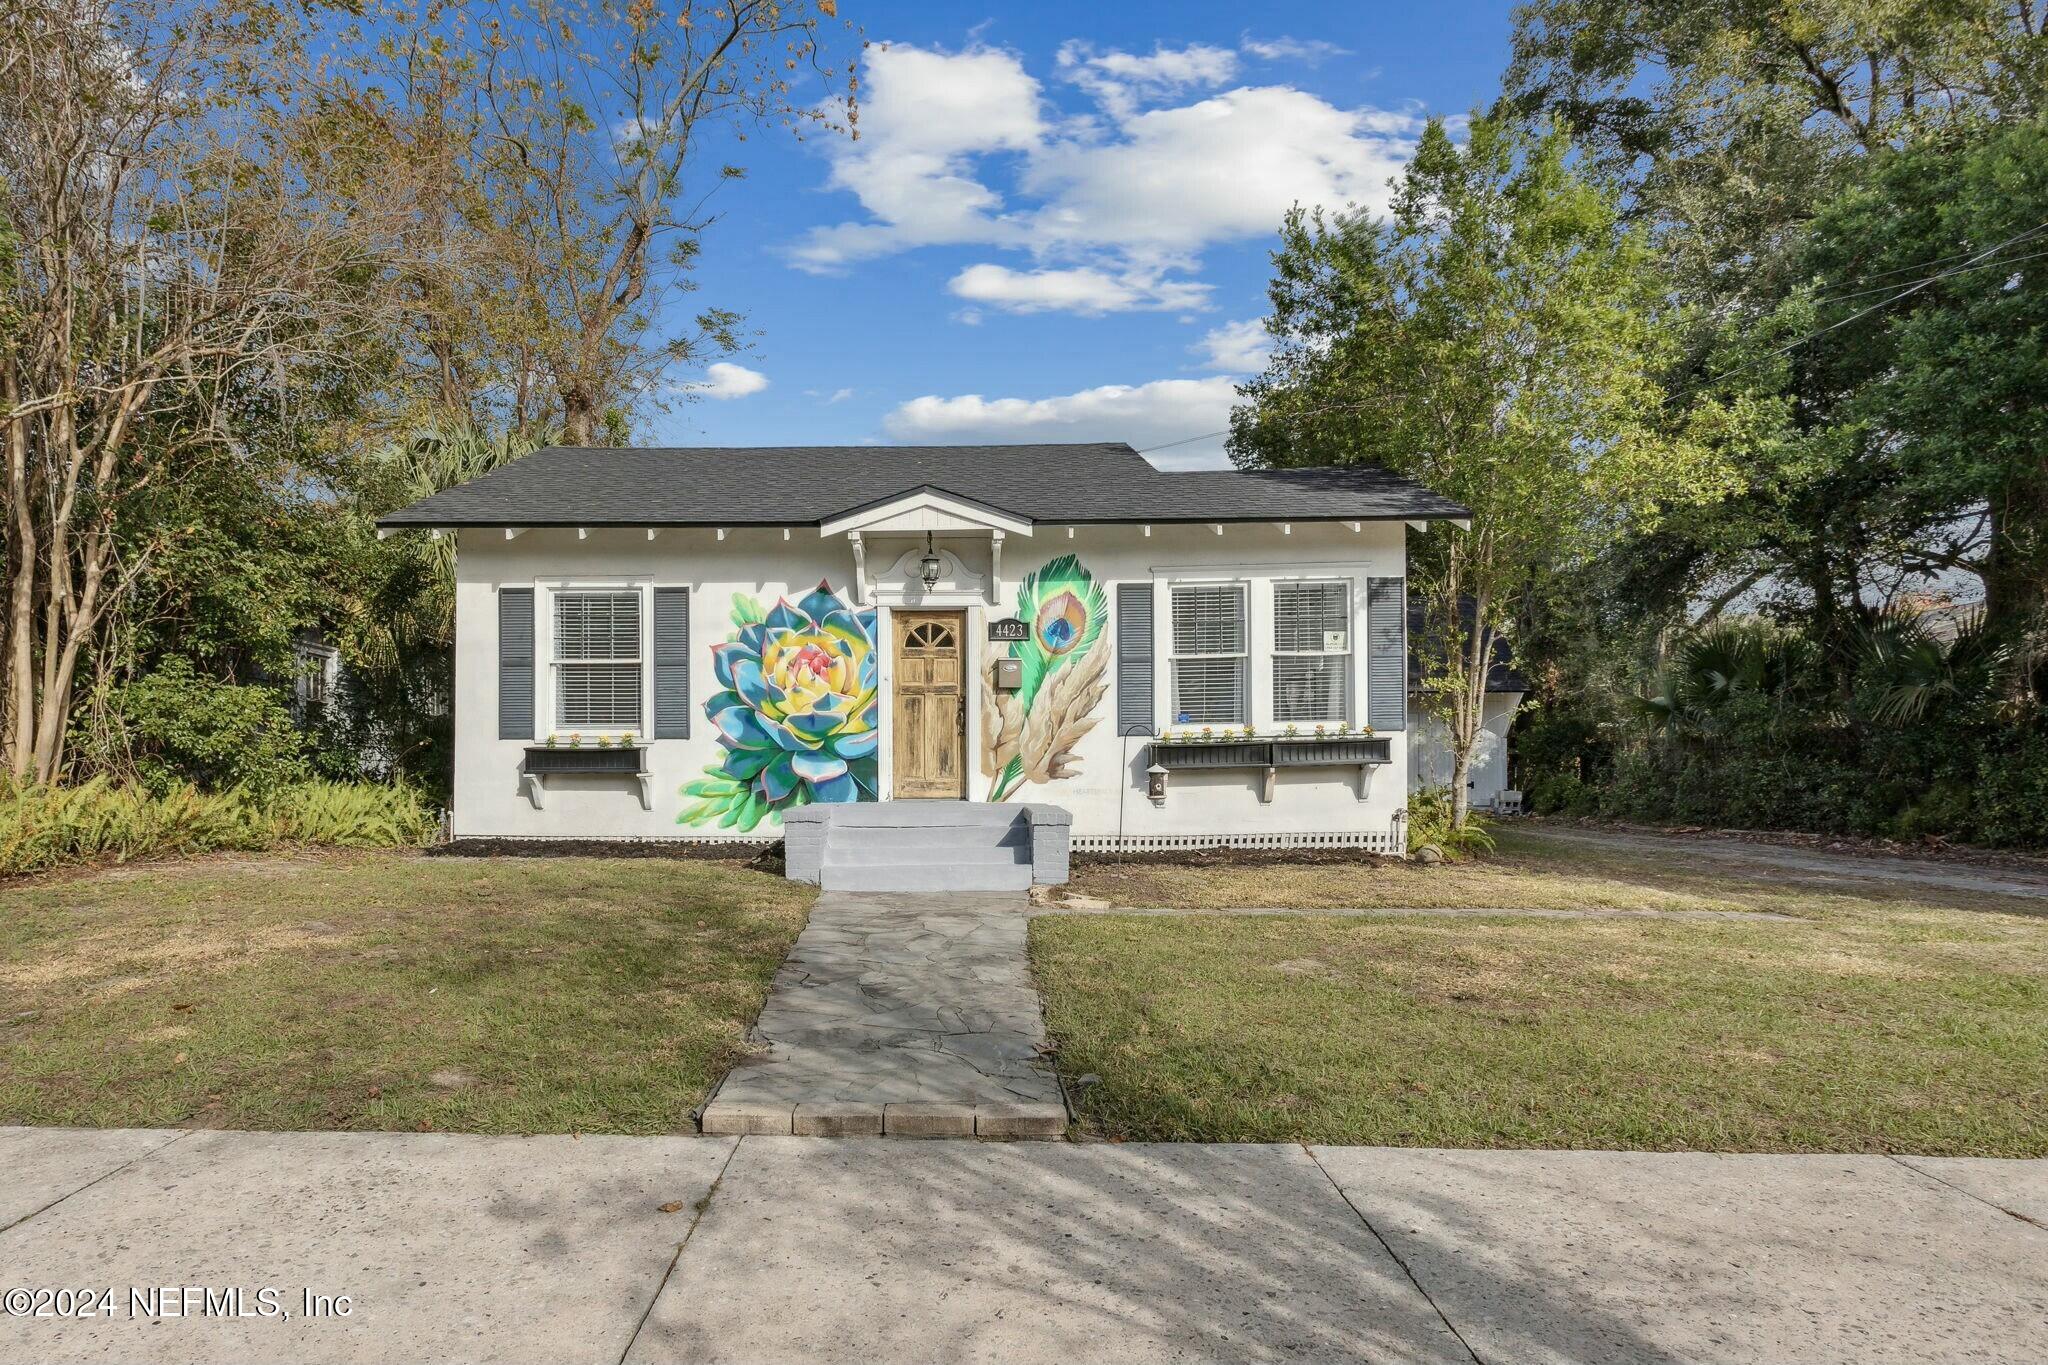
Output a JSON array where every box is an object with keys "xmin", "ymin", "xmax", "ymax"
[
  {"xmin": 981, "ymin": 554, "xmax": 1109, "ymax": 801},
  {"xmin": 679, "ymin": 582, "xmax": 878, "ymax": 830}
]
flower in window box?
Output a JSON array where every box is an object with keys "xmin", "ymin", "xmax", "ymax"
[
  {"xmin": 544, "ymin": 734, "xmax": 558, "ymax": 749},
  {"xmin": 1239, "ymin": 724, "xmax": 1256, "ymax": 741},
  {"xmin": 568, "ymin": 732, "xmax": 582, "ymax": 748},
  {"xmin": 1335, "ymin": 721, "xmax": 1352, "ymax": 736},
  {"xmin": 1314, "ymin": 723, "xmax": 1327, "ymax": 738},
  {"xmin": 1283, "ymin": 724, "xmax": 1300, "ymax": 738},
  {"xmin": 1199, "ymin": 726, "xmax": 1214, "ymax": 741},
  {"xmin": 620, "ymin": 732, "xmax": 637, "ymax": 748},
  {"xmin": 1361, "ymin": 725, "xmax": 1374, "ymax": 737},
  {"xmin": 597, "ymin": 734, "xmax": 611, "ymax": 749}
]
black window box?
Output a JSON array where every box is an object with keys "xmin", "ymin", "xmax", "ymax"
[
  {"xmin": 1271, "ymin": 736, "xmax": 1391, "ymax": 767},
  {"xmin": 523, "ymin": 745, "xmax": 644, "ymax": 775},
  {"xmin": 1152, "ymin": 741, "xmax": 1270, "ymax": 770},
  {"xmin": 1150, "ymin": 736, "xmax": 1391, "ymax": 770}
]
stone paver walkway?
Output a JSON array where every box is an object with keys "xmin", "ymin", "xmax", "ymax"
[
  {"xmin": 3, "ymin": 1127, "xmax": 2044, "ymax": 1364},
  {"xmin": 703, "ymin": 892, "xmax": 1065, "ymax": 1136}
]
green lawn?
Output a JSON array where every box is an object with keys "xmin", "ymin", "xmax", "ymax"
[
  {"xmin": 1035, "ymin": 835, "xmax": 2048, "ymax": 1154},
  {"xmin": 0, "ymin": 852, "xmax": 812, "ymax": 1134}
]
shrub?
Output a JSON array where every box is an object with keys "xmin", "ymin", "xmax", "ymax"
[
  {"xmin": 0, "ymin": 778, "xmax": 438, "ymax": 879},
  {"xmin": 263, "ymin": 780, "xmax": 440, "ymax": 847},
  {"xmin": 99, "ymin": 658, "xmax": 310, "ymax": 795},
  {"xmin": 1405, "ymin": 786, "xmax": 1497, "ymax": 861}
]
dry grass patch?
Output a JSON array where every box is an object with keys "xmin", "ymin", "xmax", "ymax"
[
  {"xmin": 1068, "ymin": 828, "xmax": 2048, "ymax": 919},
  {"xmin": 0, "ymin": 851, "xmax": 813, "ymax": 1134}
]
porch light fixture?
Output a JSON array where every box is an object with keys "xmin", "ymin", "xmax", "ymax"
[{"xmin": 919, "ymin": 532, "xmax": 942, "ymax": 590}]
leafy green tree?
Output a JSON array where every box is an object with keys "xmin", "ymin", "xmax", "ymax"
[
  {"xmin": 1232, "ymin": 113, "xmax": 1737, "ymax": 826},
  {"xmin": 1506, "ymin": 0, "xmax": 2046, "ymax": 650},
  {"xmin": 1804, "ymin": 120, "xmax": 2048, "ymax": 676}
]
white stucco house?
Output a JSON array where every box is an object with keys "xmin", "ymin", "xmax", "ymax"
[{"xmin": 379, "ymin": 442, "xmax": 1487, "ymax": 874}]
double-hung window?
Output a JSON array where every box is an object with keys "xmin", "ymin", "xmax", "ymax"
[
  {"xmin": 1170, "ymin": 584, "xmax": 1248, "ymax": 725},
  {"xmin": 554, "ymin": 590, "xmax": 642, "ymax": 730},
  {"xmin": 1272, "ymin": 580, "xmax": 1351, "ymax": 724}
]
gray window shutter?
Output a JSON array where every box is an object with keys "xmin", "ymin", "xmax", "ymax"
[
  {"xmin": 653, "ymin": 587, "xmax": 690, "ymax": 739},
  {"xmin": 1115, "ymin": 582, "xmax": 1154, "ymax": 736},
  {"xmin": 1367, "ymin": 577, "xmax": 1407, "ymax": 732},
  {"xmin": 497, "ymin": 588, "xmax": 535, "ymax": 740}
]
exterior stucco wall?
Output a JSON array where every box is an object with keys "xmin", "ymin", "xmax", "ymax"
[
  {"xmin": 450, "ymin": 521, "xmax": 1413, "ymax": 844},
  {"xmin": 1406, "ymin": 691, "xmax": 1525, "ymax": 811}
]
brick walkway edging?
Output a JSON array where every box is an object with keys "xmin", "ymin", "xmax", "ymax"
[{"xmin": 699, "ymin": 1099, "xmax": 1068, "ymax": 1139}]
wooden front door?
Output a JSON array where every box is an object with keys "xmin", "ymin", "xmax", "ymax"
[{"xmin": 892, "ymin": 611, "xmax": 967, "ymax": 798}]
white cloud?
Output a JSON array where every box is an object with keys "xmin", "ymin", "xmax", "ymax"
[
  {"xmin": 788, "ymin": 42, "xmax": 1424, "ymax": 286},
  {"xmin": 788, "ymin": 44, "xmax": 1044, "ymax": 272},
  {"xmin": 827, "ymin": 386, "xmax": 854, "ymax": 403},
  {"xmin": 1240, "ymin": 35, "xmax": 1351, "ymax": 64},
  {"xmin": 1022, "ymin": 86, "xmax": 1418, "ymax": 258},
  {"xmin": 948, "ymin": 262, "xmax": 1211, "ymax": 315},
  {"xmin": 1195, "ymin": 318, "xmax": 1272, "ymax": 373},
  {"xmin": 882, "ymin": 376, "xmax": 1240, "ymax": 470},
  {"xmin": 685, "ymin": 362, "xmax": 769, "ymax": 400},
  {"xmin": 1056, "ymin": 40, "xmax": 1238, "ymax": 117}
]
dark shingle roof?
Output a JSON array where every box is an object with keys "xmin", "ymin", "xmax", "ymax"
[
  {"xmin": 1408, "ymin": 597, "xmax": 1530, "ymax": 695},
  {"xmin": 377, "ymin": 443, "xmax": 1469, "ymax": 528}
]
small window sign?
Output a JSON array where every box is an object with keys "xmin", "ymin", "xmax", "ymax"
[
  {"xmin": 1324, "ymin": 630, "xmax": 1349, "ymax": 652},
  {"xmin": 988, "ymin": 617, "xmax": 1030, "ymax": 642}
]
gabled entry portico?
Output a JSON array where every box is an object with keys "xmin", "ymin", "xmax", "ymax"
[{"xmin": 820, "ymin": 486, "xmax": 1035, "ymax": 804}]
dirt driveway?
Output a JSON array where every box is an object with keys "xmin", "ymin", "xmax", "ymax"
[{"xmin": 1518, "ymin": 824, "xmax": 2048, "ymax": 903}]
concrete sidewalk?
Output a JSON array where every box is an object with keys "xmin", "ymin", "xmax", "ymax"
[{"xmin": 1, "ymin": 1128, "xmax": 2042, "ymax": 1364}]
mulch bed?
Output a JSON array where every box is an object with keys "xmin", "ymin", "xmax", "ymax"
[
  {"xmin": 429, "ymin": 837, "xmax": 786, "ymax": 873},
  {"xmin": 1071, "ymin": 846, "xmax": 1401, "ymax": 871}
]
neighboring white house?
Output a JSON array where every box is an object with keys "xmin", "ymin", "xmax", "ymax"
[
  {"xmin": 379, "ymin": 443, "xmax": 1472, "ymax": 851},
  {"xmin": 1406, "ymin": 600, "xmax": 1528, "ymax": 812}
]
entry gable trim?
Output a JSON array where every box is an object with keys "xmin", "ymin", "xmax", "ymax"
[{"xmin": 818, "ymin": 486, "xmax": 1035, "ymax": 539}]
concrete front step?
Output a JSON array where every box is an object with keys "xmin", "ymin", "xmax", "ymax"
[
  {"xmin": 819, "ymin": 861, "xmax": 1034, "ymax": 893},
  {"xmin": 803, "ymin": 800, "xmax": 1026, "ymax": 829},
  {"xmin": 828, "ymin": 822, "xmax": 1029, "ymax": 852},
  {"xmin": 783, "ymin": 800, "xmax": 1072, "ymax": 890},
  {"xmin": 824, "ymin": 843, "xmax": 1029, "ymax": 868}
]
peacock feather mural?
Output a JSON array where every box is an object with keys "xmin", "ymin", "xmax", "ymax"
[{"xmin": 981, "ymin": 554, "xmax": 1110, "ymax": 802}]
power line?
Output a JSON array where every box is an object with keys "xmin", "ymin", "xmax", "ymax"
[
  {"xmin": 1136, "ymin": 428, "xmax": 1231, "ymax": 454},
  {"xmin": 1807, "ymin": 240, "xmax": 2048, "ymax": 307},
  {"xmin": 1138, "ymin": 218, "xmax": 2048, "ymax": 455},
  {"xmin": 1802, "ymin": 229, "xmax": 2047, "ymax": 298},
  {"xmin": 1682, "ymin": 217, "xmax": 2048, "ymax": 395}
]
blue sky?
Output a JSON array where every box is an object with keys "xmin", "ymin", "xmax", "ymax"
[{"xmin": 651, "ymin": 1, "xmax": 1519, "ymax": 468}]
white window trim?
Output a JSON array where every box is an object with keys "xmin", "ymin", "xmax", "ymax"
[
  {"xmin": 1164, "ymin": 579, "xmax": 1252, "ymax": 727},
  {"xmin": 1271, "ymin": 578, "xmax": 1353, "ymax": 726},
  {"xmin": 1149, "ymin": 568, "xmax": 1385, "ymax": 732},
  {"xmin": 535, "ymin": 578, "xmax": 652, "ymax": 738}
]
